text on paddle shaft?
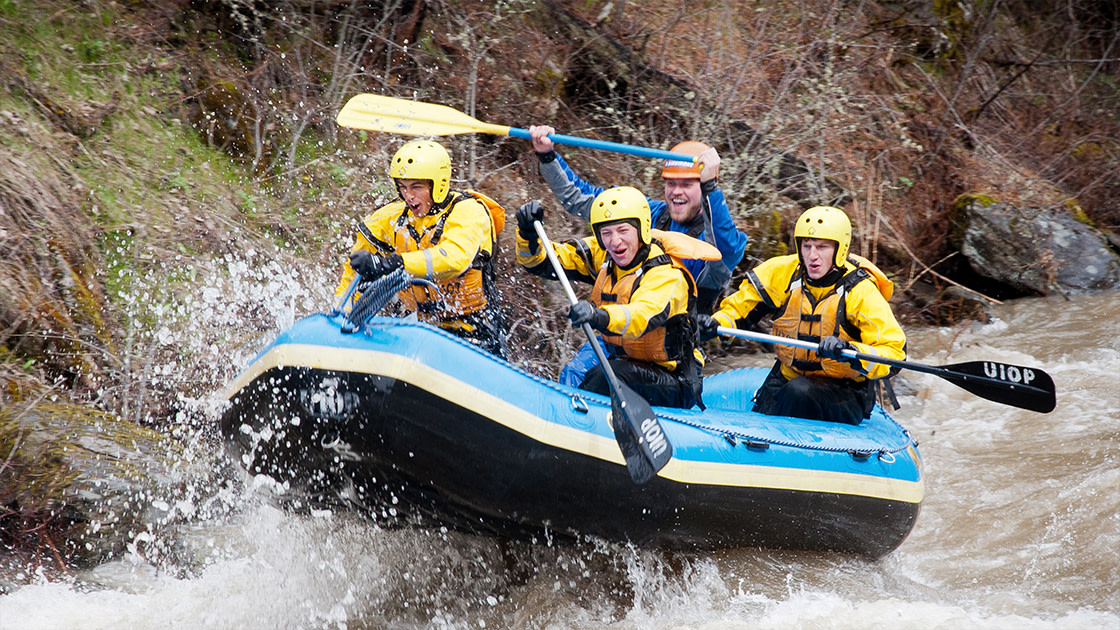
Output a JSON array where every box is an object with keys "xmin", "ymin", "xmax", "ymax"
[
  {"xmin": 984, "ymin": 362, "xmax": 1036, "ymax": 385},
  {"xmin": 641, "ymin": 418, "xmax": 669, "ymax": 458}
]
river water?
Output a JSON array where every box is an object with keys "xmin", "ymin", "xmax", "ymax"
[{"xmin": 1, "ymin": 279, "xmax": 1117, "ymax": 629}]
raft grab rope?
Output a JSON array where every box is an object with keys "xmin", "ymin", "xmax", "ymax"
[{"xmin": 353, "ymin": 319, "xmax": 919, "ymax": 458}]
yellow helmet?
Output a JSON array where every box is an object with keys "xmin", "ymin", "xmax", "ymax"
[
  {"xmin": 590, "ymin": 186, "xmax": 651, "ymax": 246},
  {"xmin": 389, "ymin": 140, "xmax": 452, "ymax": 203},
  {"xmin": 794, "ymin": 206, "xmax": 851, "ymax": 266},
  {"xmin": 661, "ymin": 141, "xmax": 709, "ymax": 179}
]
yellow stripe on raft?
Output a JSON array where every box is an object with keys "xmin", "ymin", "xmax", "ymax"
[
  {"xmin": 224, "ymin": 344, "xmax": 626, "ymax": 466},
  {"xmin": 225, "ymin": 343, "xmax": 924, "ymax": 503},
  {"xmin": 658, "ymin": 446, "xmax": 923, "ymax": 503}
]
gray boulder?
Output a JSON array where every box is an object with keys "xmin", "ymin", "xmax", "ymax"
[{"xmin": 950, "ymin": 193, "xmax": 1120, "ymax": 295}]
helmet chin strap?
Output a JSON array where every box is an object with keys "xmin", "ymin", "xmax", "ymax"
[
  {"xmin": 805, "ymin": 265, "xmax": 844, "ymax": 287},
  {"xmin": 615, "ymin": 242, "xmax": 650, "ymax": 272}
]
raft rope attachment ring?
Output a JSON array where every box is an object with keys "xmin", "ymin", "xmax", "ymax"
[{"xmin": 570, "ymin": 394, "xmax": 589, "ymax": 414}]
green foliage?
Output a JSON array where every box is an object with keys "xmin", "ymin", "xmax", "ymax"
[
  {"xmin": 953, "ymin": 192, "xmax": 999, "ymax": 212},
  {"xmin": 165, "ymin": 172, "xmax": 190, "ymax": 191},
  {"xmin": 1065, "ymin": 199, "xmax": 1094, "ymax": 227},
  {"xmin": 932, "ymin": 0, "xmax": 972, "ymax": 60},
  {"xmin": 237, "ymin": 190, "xmax": 260, "ymax": 217},
  {"xmin": 78, "ymin": 38, "xmax": 111, "ymax": 63},
  {"xmin": 327, "ymin": 162, "xmax": 348, "ymax": 184}
]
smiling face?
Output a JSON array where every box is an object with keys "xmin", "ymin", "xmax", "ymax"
[
  {"xmin": 598, "ymin": 221, "xmax": 642, "ymax": 268},
  {"xmin": 396, "ymin": 179, "xmax": 434, "ymax": 216},
  {"xmin": 800, "ymin": 238, "xmax": 837, "ymax": 280},
  {"xmin": 662, "ymin": 177, "xmax": 703, "ymax": 223}
]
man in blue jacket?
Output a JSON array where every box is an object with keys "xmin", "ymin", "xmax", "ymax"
[{"xmin": 528, "ymin": 126, "xmax": 748, "ymax": 385}]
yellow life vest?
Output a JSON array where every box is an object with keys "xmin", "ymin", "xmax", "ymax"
[
  {"xmin": 771, "ymin": 255, "xmax": 893, "ymax": 380},
  {"xmin": 391, "ymin": 190, "xmax": 505, "ymax": 322},
  {"xmin": 590, "ymin": 238, "xmax": 697, "ymax": 369}
]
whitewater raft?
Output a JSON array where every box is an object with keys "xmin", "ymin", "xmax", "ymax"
[{"xmin": 220, "ymin": 308, "xmax": 924, "ymax": 558}]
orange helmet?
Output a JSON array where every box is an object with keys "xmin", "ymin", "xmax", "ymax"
[{"xmin": 661, "ymin": 141, "xmax": 709, "ymax": 179}]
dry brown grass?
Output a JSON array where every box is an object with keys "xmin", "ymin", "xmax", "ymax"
[{"xmin": 0, "ymin": 127, "xmax": 110, "ymax": 392}]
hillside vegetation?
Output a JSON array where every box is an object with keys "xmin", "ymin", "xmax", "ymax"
[{"xmin": 0, "ymin": 0, "xmax": 1117, "ymax": 564}]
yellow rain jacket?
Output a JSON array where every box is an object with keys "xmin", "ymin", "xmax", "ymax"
[
  {"xmin": 519, "ymin": 229, "xmax": 719, "ymax": 371},
  {"xmin": 336, "ymin": 190, "xmax": 502, "ymax": 331},
  {"xmin": 713, "ymin": 253, "xmax": 905, "ymax": 382}
]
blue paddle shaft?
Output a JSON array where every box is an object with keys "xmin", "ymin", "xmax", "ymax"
[
  {"xmin": 332, "ymin": 276, "xmax": 362, "ymax": 315},
  {"xmin": 717, "ymin": 326, "xmax": 859, "ymax": 359},
  {"xmin": 507, "ymin": 127, "xmax": 698, "ymax": 163}
]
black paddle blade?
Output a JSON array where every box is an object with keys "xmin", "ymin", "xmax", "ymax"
[
  {"xmin": 940, "ymin": 361, "xmax": 1056, "ymax": 413},
  {"xmin": 609, "ymin": 382, "xmax": 673, "ymax": 484}
]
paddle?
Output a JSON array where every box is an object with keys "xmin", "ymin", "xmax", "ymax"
[
  {"xmin": 533, "ymin": 221, "xmax": 673, "ymax": 484},
  {"xmin": 715, "ymin": 326, "xmax": 1056, "ymax": 413},
  {"xmin": 336, "ymin": 93, "xmax": 697, "ymax": 163}
]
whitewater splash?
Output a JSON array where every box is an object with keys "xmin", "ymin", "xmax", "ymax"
[{"xmin": 3, "ymin": 499, "xmax": 1115, "ymax": 630}]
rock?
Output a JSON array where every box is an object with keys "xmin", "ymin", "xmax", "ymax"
[
  {"xmin": 0, "ymin": 401, "xmax": 214, "ymax": 569},
  {"xmin": 950, "ymin": 193, "xmax": 1120, "ymax": 295}
]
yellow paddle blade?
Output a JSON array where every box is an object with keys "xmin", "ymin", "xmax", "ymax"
[{"xmin": 336, "ymin": 94, "xmax": 512, "ymax": 137}]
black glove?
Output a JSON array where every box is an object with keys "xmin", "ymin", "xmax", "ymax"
[
  {"xmin": 696, "ymin": 314, "xmax": 720, "ymax": 341},
  {"xmin": 516, "ymin": 200, "xmax": 544, "ymax": 254},
  {"xmin": 568, "ymin": 300, "xmax": 610, "ymax": 331},
  {"xmin": 350, "ymin": 251, "xmax": 403, "ymax": 281},
  {"xmin": 817, "ymin": 336, "xmax": 854, "ymax": 360}
]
